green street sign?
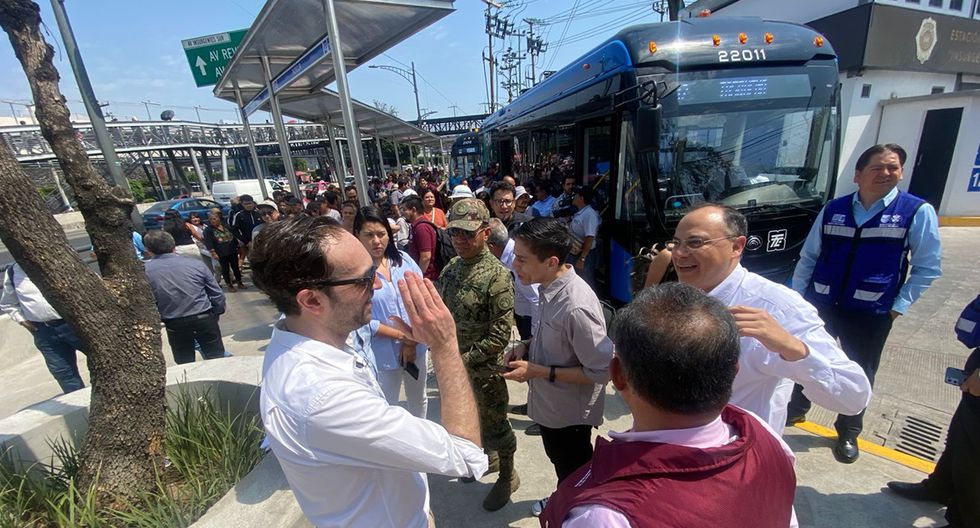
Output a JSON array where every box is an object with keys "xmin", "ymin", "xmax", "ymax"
[{"xmin": 181, "ymin": 29, "xmax": 248, "ymax": 87}]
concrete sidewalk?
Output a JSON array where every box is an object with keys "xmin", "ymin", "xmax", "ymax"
[
  {"xmin": 425, "ymin": 379, "xmax": 945, "ymax": 528},
  {"xmin": 4, "ymin": 228, "xmax": 976, "ymax": 526}
]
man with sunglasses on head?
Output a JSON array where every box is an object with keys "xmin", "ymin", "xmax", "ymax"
[
  {"xmin": 437, "ymin": 198, "xmax": 520, "ymax": 512},
  {"xmin": 671, "ymin": 203, "xmax": 872, "ymax": 435},
  {"xmin": 251, "ymin": 216, "xmax": 487, "ymax": 527}
]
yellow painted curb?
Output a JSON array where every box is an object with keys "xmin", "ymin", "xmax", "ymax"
[
  {"xmin": 939, "ymin": 217, "xmax": 980, "ymax": 227},
  {"xmin": 792, "ymin": 421, "xmax": 937, "ymax": 474}
]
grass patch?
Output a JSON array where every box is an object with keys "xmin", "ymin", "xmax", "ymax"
[{"xmin": 0, "ymin": 384, "xmax": 264, "ymax": 527}]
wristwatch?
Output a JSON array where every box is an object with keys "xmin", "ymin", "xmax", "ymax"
[{"xmin": 548, "ymin": 366, "xmax": 556, "ymax": 383}]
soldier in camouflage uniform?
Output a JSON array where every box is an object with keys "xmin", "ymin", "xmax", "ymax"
[{"xmin": 437, "ymin": 198, "xmax": 520, "ymax": 512}]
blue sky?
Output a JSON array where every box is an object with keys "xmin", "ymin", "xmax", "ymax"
[{"xmin": 0, "ymin": 0, "xmax": 667, "ymax": 124}]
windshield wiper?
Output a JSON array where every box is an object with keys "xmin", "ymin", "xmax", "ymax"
[{"xmin": 740, "ymin": 201, "xmax": 821, "ymax": 215}]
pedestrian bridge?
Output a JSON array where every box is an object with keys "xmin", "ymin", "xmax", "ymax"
[
  {"xmin": 2, "ymin": 121, "xmax": 341, "ymax": 163},
  {"xmin": 1, "ymin": 114, "xmax": 489, "ymax": 164}
]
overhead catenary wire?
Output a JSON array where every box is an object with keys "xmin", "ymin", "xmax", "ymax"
[{"xmin": 542, "ymin": 0, "xmax": 582, "ymax": 72}]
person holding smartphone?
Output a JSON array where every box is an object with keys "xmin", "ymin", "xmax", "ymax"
[
  {"xmin": 887, "ymin": 294, "xmax": 980, "ymax": 528},
  {"xmin": 355, "ymin": 206, "xmax": 428, "ymax": 418}
]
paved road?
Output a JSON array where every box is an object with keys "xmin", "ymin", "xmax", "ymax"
[{"xmin": 0, "ymin": 230, "xmax": 93, "ymax": 270}]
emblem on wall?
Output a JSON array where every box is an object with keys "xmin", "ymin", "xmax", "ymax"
[
  {"xmin": 746, "ymin": 235, "xmax": 763, "ymax": 251},
  {"xmin": 916, "ymin": 17, "xmax": 937, "ymax": 64}
]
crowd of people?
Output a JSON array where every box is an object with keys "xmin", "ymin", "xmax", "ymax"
[{"xmin": 2, "ymin": 143, "xmax": 977, "ymax": 528}]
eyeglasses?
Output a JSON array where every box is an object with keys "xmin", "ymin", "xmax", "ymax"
[
  {"xmin": 667, "ymin": 236, "xmax": 736, "ymax": 251},
  {"xmin": 302, "ymin": 265, "xmax": 378, "ymax": 290},
  {"xmin": 493, "ymin": 199, "xmax": 515, "ymax": 207},
  {"xmin": 448, "ymin": 228, "xmax": 478, "ymax": 239}
]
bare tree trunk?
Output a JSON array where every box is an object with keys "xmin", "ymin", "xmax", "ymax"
[{"xmin": 0, "ymin": 0, "xmax": 165, "ymax": 502}]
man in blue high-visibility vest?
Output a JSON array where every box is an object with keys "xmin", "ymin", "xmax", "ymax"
[{"xmin": 789, "ymin": 143, "xmax": 943, "ymax": 464}]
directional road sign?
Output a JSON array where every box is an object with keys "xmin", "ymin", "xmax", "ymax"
[{"xmin": 181, "ymin": 29, "xmax": 248, "ymax": 87}]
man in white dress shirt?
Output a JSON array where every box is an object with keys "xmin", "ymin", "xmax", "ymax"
[
  {"xmin": 250, "ymin": 215, "xmax": 488, "ymax": 527},
  {"xmin": 671, "ymin": 204, "xmax": 872, "ymax": 433}
]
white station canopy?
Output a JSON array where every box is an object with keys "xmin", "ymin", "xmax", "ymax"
[
  {"xmin": 213, "ymin": 0, "xmax": 452, "ymax": 147},
  {"xmin": 275, "ymin": 88, "xmax": 441, "ymax": 146}
]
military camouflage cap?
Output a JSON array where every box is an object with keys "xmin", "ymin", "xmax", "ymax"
[{"xmin": 448, "ymin": 198, "xmax": 490, "ymax": 231}]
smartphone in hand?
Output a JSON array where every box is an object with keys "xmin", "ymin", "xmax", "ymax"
[
  {"xmin": 945, "ymin": 367, "xmax": 967, "ymax": 386},
  {"xmin": 404, "ymin": 361, "xmax": 421, "ymax": 380}
]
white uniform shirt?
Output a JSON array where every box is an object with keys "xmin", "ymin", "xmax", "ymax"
[
  {"xmin": 0, "ymin": 263, "xmax": 62, "ymax": 323},
  {"xmin": 500, "ymin": 239, "xmax": 540, "ymax": 323},
  {"xmin": 261, "ymin": 319, "xmax": 488, "ymax": 527},
  {"xmin": 569, "ymin": 205, "xmax": 600, "ymax": 243},
  {"xmin": 708, "ymin": 265, "xmax": 872, "ymax": 433}
]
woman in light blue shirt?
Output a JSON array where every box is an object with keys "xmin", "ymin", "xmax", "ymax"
[{"xmin": 354, "ymin": 206, "xmax": 428, "ymax": 418}]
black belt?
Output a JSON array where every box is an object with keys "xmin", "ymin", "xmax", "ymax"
[{"xmin": 162, "ymin": 311, "xmax": 213, "ymax": 325}]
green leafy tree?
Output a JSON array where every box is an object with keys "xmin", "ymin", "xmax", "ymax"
[{"xmin": 128, "ymin": 179, "xmax": 146, "ymax": 202}]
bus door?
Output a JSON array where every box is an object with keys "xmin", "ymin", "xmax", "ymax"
[{"xmin": 576, "ymin": 117, "xmax": 618, "ymax": 299}]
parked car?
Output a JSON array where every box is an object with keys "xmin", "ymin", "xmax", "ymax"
[{"xmin": 142, "ymin": 198, "xmax": 229, "ymax": 230}]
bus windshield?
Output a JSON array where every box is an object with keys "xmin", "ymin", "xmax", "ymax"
[{"xmin": 645, "ymin": 66, "xmax": 838, "ymax": 218}]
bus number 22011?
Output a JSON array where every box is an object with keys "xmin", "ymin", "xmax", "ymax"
[{"xmin": 718, "ymin": 49, "xmax": 767, "ymax": 62}]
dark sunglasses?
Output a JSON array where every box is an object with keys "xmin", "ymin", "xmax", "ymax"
[
  {"xmin": 448, "ymin": 227, "xmax": 480, "ymax": 239},
  {"xmin": 301, "ymin": 265, "xmax": 378, "ymax": 290}
]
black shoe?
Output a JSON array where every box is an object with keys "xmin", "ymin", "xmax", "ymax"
[
  {"xmin": 511, "ymin": 404, "xmax": 528, "ymax": 415},
  {"xmin": 524, "ymin": 423, "xmax": 541, "ymax": 436},
  {"xmin": 886, "ymin": 481, "xmax": 943, "ymax": 503},
  {"xmin": 833, "ymin": 437, "xmax": 859, "ymax": 464},
  {"xmin": 785, "ymin": 413, "xmax": 806, "ymax": 427}
]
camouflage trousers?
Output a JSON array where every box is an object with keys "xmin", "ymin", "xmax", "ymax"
[{"xmin": 471, "ymin": 373, "xmax": 517, "ymax": 458}]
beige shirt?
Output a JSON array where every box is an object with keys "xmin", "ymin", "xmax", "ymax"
[{"xmin": 527, "ymin": 265, "xmax": 613, "ymax": 428}]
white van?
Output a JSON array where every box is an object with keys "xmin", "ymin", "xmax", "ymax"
[{"xmin": 211, "ymin": 179, "xmax": 281, "ymax": 206}]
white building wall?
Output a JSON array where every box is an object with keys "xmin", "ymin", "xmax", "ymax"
[
  {"xmin": 686, "ymin": 0, "xmax": 977, "ymax": 21},
  {"xmin": 878, "ymin": 94, "xmax": 980, "ymax": 216},
  {"xmin": 699, "ymin": 0, "xmax": 859, "ymax": 23},
  {"xmin": 835, "ymin": 70, "xmax": 958, "ymax": 198}
]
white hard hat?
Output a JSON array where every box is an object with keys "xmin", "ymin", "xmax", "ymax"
[{"xmin": 450, "ymin": 185, "xmax": 474, "ymax": 199}]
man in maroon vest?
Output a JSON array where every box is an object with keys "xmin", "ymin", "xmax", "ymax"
[{"xmin": 541, "ymin": 282, "xmax": 797, "ymax": 527}]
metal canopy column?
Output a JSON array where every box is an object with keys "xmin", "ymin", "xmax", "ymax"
[
  {"xmin": 439, "ymin": 138, "xmax": 446, "ymax": 171},
  {"xmin": 325, "ymin": 120, "xmax": 345, "ymax": 182},
  {"xmin": 394, "ymin": 141, "xmax": 402, "ymax": 173},
  {"xmin": 260, "ymin": 55, "xmax": 297, "ymax": 199},
  {"xmin": 375, "ymin": 135, "xmax": 385, "ymax": 177},
  {"xmin": 220, "ymin": 149, "xmax": 229, "ymax": 181},
  {"xmin": 233, "ymin": 83, "xmax": 269, "ymax": 199},
  {"xmin": 339, "ymin": 141, "xmax": 348, "ymax": 177},
  {"xmin": 188, "ymin": 148, "xmax": 211, "ymax": 195},
  {"xmin": 323, "ymin": 0, "xmax": 369, "ymax": 206}
]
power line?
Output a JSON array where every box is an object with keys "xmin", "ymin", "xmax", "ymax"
[
  {"xmin": 542, "ymin": 0, "xmax": 582, "ymax": 72},
  {"xmin": 541, "ymin": 2, "xmax": 652, "ymax": 25},
  {"xmin": 550, "ymin": 6, "xmax": 652, "ymax": 47}
]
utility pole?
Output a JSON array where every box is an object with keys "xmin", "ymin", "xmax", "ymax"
[
  {"xmin": 140, "ymin": 100, "xmax": 159, "ymax": 121},
  {"xmin": 524, "ymin": 18, "xmax": 546, "ymax": 87},
  {"xmin": 482, "ymin": 0, "xmax": 502, "ymax": 111},
  {"xmin": 449, "ymin": 104, "xmax": 461, "ymax": 117},
  {"xmin": 49, "ymin": 0, "xmax": 141, "ymax": 227},
  {"xmin": 193, "ymin": 105, "xmax": 204, "ymax": 122}
]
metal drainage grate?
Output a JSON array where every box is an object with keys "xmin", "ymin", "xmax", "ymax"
[{"xmin": 893, "ymin": 416, "xmax": 945, "ymax": 462}]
